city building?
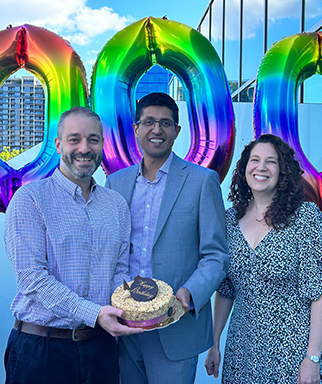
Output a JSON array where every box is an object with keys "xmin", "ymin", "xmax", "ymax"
[
  {"xmin": 135, "ymin": 65, "xmax": 173, "ymax": 100},
  {"xmin": 0, "ymin": 76, "xmax": 45, "ymax": 152}
]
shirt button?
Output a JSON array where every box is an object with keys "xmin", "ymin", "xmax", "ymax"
[
  {"xmin": 144, "ymin": 226, "xmax": 149, "ymax": 230},
  {"xmin": 140, "ymin": 270, "xmax": 145, "ymax": 275},
  {"xmin": 146, "ymin": 204, "xmax": 150, "ymax": 208},
  {"xmin": 143, "ymin": 248, "xmax": 147, "ymax": 252}
]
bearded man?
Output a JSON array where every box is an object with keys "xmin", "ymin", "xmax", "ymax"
[{"xmin": 4, "ymin": 107, "xmax": 142, "ymax": 384}]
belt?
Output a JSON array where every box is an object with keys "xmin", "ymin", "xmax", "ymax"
[{"xmin": 14, "ymin": 319, "xmax": 101, "ymax": 342}]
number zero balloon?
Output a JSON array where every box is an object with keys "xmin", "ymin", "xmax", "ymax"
[
  {"xmin": 91, "ymin": 17, "xmax": 235, "ymax": 180},
  {"xmin": 253, "ymin": 32, "xmax": 322, "ymax": 209},
  {"xmin": 0, "ymin": 24, "xmax": 88, "ymax": 212}
]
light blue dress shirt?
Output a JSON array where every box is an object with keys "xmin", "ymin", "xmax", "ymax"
[
  {"xmin": 129, "ymin": 152, "xmax": 173, "ymax": 279},
  {"xmin": 4, "ymin": 168, "xmax": 131, "ymax": 329}
]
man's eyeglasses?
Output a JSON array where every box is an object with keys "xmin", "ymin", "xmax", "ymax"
[{"xmin": 136, "ymin": 118, "xmax": 178, "ymax": 129}]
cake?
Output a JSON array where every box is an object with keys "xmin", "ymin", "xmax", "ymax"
[{"xmin": 111, "ymin": 277, "xmax": 177, "ymax": 328}]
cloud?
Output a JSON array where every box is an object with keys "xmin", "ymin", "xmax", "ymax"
[
  {"xmin": 0, "ymin": 0, "xmax": 85, "ymax": 30},
  {"xmin": 64, "ymin": 33, "xmax": 91, "ymax": 46},
  {"xmin": 74, "ymin": 6, "xmax": 131, "ymax": 37},
  {"xmin": 85, "ymin": 57, "xmax": 98, "ymax": 66},
  {"xmin": 0, "ymin": 0, "xmax": 134, "ymax": 45}
]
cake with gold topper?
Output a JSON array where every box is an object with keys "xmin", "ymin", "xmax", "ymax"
[{"xmin": 111, "ymin": 276, "xmax": 184, "ymax": 330}]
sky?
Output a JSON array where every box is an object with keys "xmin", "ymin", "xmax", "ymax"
[{"xmin": 0, "ymin": 0, "xmax": 210, "ymax": 82}]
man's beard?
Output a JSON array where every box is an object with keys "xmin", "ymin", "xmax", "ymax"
[{"xmin": 60, "ymin": 149, "xmax": 103, "ymax": 181}]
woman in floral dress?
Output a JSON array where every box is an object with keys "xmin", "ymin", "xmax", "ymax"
[{"xmin": 205, "ymin": 134, "xmax": 322, "ymax": 384}]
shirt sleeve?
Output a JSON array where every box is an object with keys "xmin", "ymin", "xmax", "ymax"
[
  {"xmin": 216, "ymin": 276, "xmax": 235, "ymax": 300},
  {"xmin": 181, "ymin": 170, "xmax": 230, "ymax": 317},
  {"xmin": 297, "ymin": 202, "xmax": 322, "ymax": 301},
  {"xmin": 4, "ymin": 186, "xmax": 101, "ymax": 328}
]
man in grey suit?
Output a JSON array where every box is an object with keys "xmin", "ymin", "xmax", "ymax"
[{"xmin": 106, "ymin": 92, "xmax": 229, "ymax": 384}]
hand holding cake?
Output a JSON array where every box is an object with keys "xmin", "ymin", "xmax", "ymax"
[
  {"xmin": 176, "ymin": 287, "xmax": 191, "ymax": 314},
  {"xmin": 96, "ymin": 305, "xmax": 143, "ymax": 337}
]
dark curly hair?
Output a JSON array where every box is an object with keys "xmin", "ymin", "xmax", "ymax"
[{"xmin": 229, "ymin": 134, "xmax": 304, "ymax": 230}]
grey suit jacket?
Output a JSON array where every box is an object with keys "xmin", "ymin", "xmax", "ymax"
[{"xmin": 106, "ymin": 153, "xmax": 229, "ymax": 360}]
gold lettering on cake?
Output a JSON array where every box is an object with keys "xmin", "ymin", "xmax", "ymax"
[{"xmin": 131, "ymin": 280, "xmax": 155, "ymax": 299}]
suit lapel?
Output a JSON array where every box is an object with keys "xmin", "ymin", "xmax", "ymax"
[{"xmin": 153, "ymin": 155, "xmax": 188, "ymax": 246}]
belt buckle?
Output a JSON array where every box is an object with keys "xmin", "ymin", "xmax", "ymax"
[
  {"xmin": 72, "ymin": 325, "xmax": 88, "ymax": 341},
  {"xmin": 72, "ymin": 328, "xmax": 79, "ymax": 341}
]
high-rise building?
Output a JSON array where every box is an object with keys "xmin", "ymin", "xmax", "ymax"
[
  {"xmin": 0, "ymin": 76, "xmax": 45, "ymax": 152},
  {"xmin": 136, "ymin": 65, "xmax": 173, "ymax": 100}
]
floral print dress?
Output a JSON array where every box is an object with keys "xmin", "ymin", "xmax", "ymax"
[{"xmin": 218, "ymin": 202, "xmax": 322, "ymax": 383}]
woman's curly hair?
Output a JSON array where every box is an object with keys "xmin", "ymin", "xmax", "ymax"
[{"xmin": 228, "ymin": 134, "xmax": 304, "ymax": 230}]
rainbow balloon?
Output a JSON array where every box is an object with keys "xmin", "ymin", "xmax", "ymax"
[
  {"xmin": 0, "ymin": 25, "xmax": 88, "ymax": 212},
  {"xmin": 253, "ymin": 32, "xmax": 322, "ymax": 208},
  {"xmin": 91, "ymin": 17, "xmax": 235, "ymax": 181},
  {"xmin": 2, "ymin": 22, "xmax": 321, "ymax": 211}
]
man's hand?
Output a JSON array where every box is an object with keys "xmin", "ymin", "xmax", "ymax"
[
  {"xmin": 97, "ymin": 305, "xmax": 143, "ymax": 337},
  {"xmin": 176, "ymin": 287, "xmax": 191, "ymax": 313}
]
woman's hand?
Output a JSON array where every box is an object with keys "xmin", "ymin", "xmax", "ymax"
[
  {"xmin": 205, "ymin": 345, "xmax": 221, "ymax": 378},
  {"xmin": 297, "ymin": 358, "xmax": 320, "ymax": 384}
]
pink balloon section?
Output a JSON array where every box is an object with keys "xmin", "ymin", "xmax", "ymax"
[{"xmin": 0, "ymin": 20, "xmax": 320, "ymax": 212}]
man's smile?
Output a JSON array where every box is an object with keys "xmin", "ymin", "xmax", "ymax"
[{"xmin": 149, "ymin": 138, "xmax": 165, "ymax": 144}]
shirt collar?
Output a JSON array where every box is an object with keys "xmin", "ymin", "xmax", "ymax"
[
  {"xmin": 138, "ymin": 152, "xmax": 173, "ymax": 178},
  {"xmin": 52, "ymin": 167, "xmax": 97, "ymax": 198}
]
